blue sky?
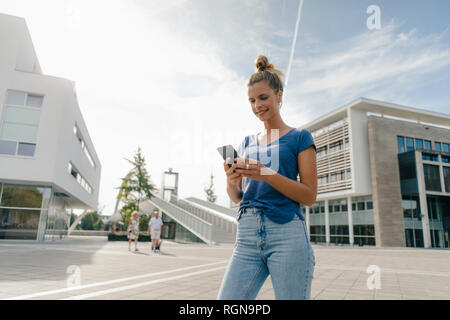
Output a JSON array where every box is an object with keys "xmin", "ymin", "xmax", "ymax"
[{"xmin": 1, "ymin": 0, "xmax": 449, "ymax": 214}]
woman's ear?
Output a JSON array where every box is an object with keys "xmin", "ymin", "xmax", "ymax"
[{"xmin": 277, "ymin": 90, "xmax": 283, "ymax": 105}]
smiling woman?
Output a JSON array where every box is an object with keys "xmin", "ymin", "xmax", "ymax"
[{"xmin": 218, "ymin": 55, "xmax": 317, "ymax": 300}]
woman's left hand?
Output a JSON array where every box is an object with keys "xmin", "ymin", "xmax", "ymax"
[{"xmin": 234, "ymin": 157, "xmax": 276, "ymax": 182}]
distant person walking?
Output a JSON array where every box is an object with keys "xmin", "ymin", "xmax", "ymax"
[
  {"xmin": 217, "ymin": 55, "xmax": 317, "ymax": 300},
  {"xmin": 148, "ymin": 210, "xmax": 163, "ymax": 253},
  {"xmin": 127, "ymin": 211, "xmax": 140, "ymax": 252}
]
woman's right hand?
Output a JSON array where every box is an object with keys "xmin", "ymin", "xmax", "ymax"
[{"xmin": 224, "ymin": 157, "xmax": 243, "ymax": 188}]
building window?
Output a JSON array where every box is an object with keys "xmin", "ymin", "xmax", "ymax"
[
  {"xmin": 367, "ymin": 201, "xmax": 373, "ymax": 210},
  {"xmin": 318, "ymin": 174, "xmax": 328, "ymax": 185},
  {"xmin": 0, "ymin": 90, "xmax": 43, "ymax": 157},
  {"xmin": 442, "ymin": 156, "xmax": 450, "ymax": 164},
  {"xmin": 443, "ymin": 143, "xmax": 450, "ymax": 153},
  {"xmin": 424, "ymin": 140, "xmax": 432, "ymax": 150},
  {"xmin": 345, "ymin": 168, "xmax": 351, "ymax": 180},
  {"xmin": 435, "ymin": 142, "xmax": 442, "ymax": 152},
  {"xmin": 68, "ymin": 162, "xmax": 93, "ymax": 194},
  {"xmin": 310, "ymin": 225, "xmax": 326, "ymax": 243},
  {"xmin": 397, "ymin": 136, "xmax": 405, "ymax": 153},
  {"xmin": 73, "ymin": 124, "xmax": 95, "ymax": 168},
  {"xmin": 405, "ymin": 228, "xmax": 424, "ymax": 248},
  {"xmin": 329, "ymin": 199, "xmax": 347, "ymax": 213},
  {"xmin": 415, "ymin": 139, "xmax": 423, "ymax": 149},
  {"xmin": 422, "ymin": 153, "xmax": 438, "ymax": 162},
  {"xmin": 353, "ymin": 224, "xmax": 376, "ymax": 246},
  {"xmin": 357, "ymin": 202, "xmax": 365, "ymax": 211},
  {"xmin": 443, "ymin": 167, "xmax": 450, "ymax": 193},
  {"xmin": 329, "ymin": 140, "xmax": 343, "ymax": 153},
  {"xmin": 317, "ymin": 145, "xmax": 327, "ymax": 158},
  {"xmin": 423, "ymin": 164, "xmax": 441, "ymax": 192},
  {"xmin": 405, "ymin": 137, "xmax": 414, "ymax": 152},
  {"xmin": 330, "ymin": 225, "xmax": 349, "ymax": 244}
]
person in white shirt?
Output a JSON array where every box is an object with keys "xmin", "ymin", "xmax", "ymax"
[{"xmin": 147, "ymin": 210, "xmax": 163, "ymax": 252}]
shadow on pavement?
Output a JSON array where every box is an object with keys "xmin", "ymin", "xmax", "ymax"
[{"xmin": 0, "ymin": 236, "xmax": 109, "ymax": 282}]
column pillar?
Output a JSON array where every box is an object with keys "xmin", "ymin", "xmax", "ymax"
[
  {"xmin": 325, "ymin": 199, "xmax": 330, "ymax": 245},
  {"xmin": 439, "ymin": 155, "xmax": 445, "ymax": 193},
  {"xmin": 416, "ymin": 150, "xmax": 432, "ymax": 248},
  {"xmin": 348, "ymin": 195, "xmax": 354, "ymax": 246}
]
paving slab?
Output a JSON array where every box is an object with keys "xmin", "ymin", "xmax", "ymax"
[{"xmin": 1, "ymin": 236, "xmax": 450, "ymax": 300}]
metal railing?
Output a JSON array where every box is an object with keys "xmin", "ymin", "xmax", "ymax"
[
  {"xmin": 185, "ymin": 197, "xmax": 238, "ymax": 218},
  {"xmin": 147, "ymin": 196, "xmax": 213, "ymax": 244},
  {"xmin": 171, "ymin": 198, "xmax": 237, "ymax": 235}
]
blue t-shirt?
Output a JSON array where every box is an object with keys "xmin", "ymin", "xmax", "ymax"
[{"xmin": 237, "ymin": 128, "xmax": 316, "ymax": 223}]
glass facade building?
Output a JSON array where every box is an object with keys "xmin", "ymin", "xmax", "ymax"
[
  {"xmin": 302, "ymin": 195, "xmax": 375, "ymax": 246},
  {"xmin": 0, "ymin": 183, "xmax": 69, "ymax": 240},
  {"xmin": 398, "ymin": 135, "xmax": 450, "ymax": 248}
]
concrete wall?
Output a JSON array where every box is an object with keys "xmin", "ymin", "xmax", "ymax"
[{"xmin": 349, "ymin": 107, "xmax": 372, "ymax": 195}]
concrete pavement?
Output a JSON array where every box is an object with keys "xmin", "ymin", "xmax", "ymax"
[{"xmin": 1, "ymin": 236, "xmax": 450, "ymax": 300}]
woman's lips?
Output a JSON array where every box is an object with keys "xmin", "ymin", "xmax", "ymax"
[{"xmin": 257, "ymin": 109, "xmax": 268, "ymax": 116}]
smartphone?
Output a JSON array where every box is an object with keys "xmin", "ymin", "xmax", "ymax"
[{"xmin": 217, "ymin": 145, "xmax": 238, "ymax": 168}]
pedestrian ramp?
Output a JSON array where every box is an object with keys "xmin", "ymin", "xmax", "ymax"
[{"xmin": 145, "ymin": 195, "xmax": 236, "ymax": 245}]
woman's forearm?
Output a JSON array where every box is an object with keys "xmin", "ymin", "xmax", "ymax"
[
  {"xmin": 227, "ymin": 182, "xmax": 243, "ymax": 204},
  {"xmin": 265, "ymin": 173, "xmax": 316, "ymax": 206}
]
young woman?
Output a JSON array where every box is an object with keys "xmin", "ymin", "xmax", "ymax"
[
  {"xmin": 127, "ymin": 211, "xmax": 140, "ymax": 252},
  {"xmin": 217, "ymin": 55, "xmax": 317, "ymax": 300}
]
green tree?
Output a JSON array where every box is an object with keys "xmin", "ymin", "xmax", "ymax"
[
  {"xmin": 80, "ymin": 211, "xmax": 104, "ymax": 230},
  {"xmin": 139, "ymin": 214, "xmax": 150, "ymax": 232},
  {"xmin": 117, "ymin": 147, "xmax": 156, "ymax": 226},
  {"xmin": 119, "ymin": 201, "xmax": 138, "ymax": 230},
  {"xmin": 204, "ymin": 171, "xmax": 217, "ymax": 203}
]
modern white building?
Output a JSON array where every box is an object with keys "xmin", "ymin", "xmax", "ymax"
[
  {"xmin": 0, "ymin": 13, "xmax": 101, "ymax": 241},
  {"xmin": 299, "ymin": 98, "xmax": 450, "ymax": 248}
]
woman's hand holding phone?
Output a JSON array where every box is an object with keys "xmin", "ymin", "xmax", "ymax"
[{"xmin": 224, "ymin": 157, "xmax": 244, "ymax": 188}]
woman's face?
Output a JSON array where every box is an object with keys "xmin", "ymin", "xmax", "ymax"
[{"xmin": 248, "ymin": 80, "xmax": 282, "ymax": 121}]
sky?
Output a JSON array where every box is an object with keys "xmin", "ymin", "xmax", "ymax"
[{"xmin": 0, "ymin": 0, "xmax": 449, "ymax": 215}]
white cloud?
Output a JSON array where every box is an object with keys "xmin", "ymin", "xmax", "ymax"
[{"xmin": 284, "ymin": 20, "xmax": 450, "ymax": 126}]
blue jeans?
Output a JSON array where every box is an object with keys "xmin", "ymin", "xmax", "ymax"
[{"xmin": 217, "ymin": 206, "xmax": 315, "ymax": 300}]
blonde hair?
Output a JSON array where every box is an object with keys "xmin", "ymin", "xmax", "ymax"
[
  {"xmin": 132, "ymin": 211, "xmax": 138, "ymax": 217},
  {"xmin": 247, "ymin": 55, "xmax": 285, "ymax": 93}
]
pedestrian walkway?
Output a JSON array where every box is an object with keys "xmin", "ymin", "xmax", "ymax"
[{"xmin": 1, "ymin": 236, "xmax": 450, "ymax": 300}]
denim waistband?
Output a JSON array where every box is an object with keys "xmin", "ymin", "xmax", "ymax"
[
  {"xmin": 239, "ymin": 206, "xmax": 262, "ymax": 214},
  {"xmin": 238, "ymin": 206, "xmax": 304, "ymax": 221}
]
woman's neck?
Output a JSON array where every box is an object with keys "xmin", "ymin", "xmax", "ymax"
[{"xmin": 261, "ymin": 115, "xmax": 290, "ymax": 134}]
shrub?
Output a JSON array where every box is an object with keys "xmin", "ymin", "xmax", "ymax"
[{"xmin": 107, "ymin": 232, "xmax": 152, "ymax": 242}]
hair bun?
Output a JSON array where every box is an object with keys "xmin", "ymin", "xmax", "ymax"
[{"xmin": 255, "ymin": 55, "xmax": 274, "ymax": 72}]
